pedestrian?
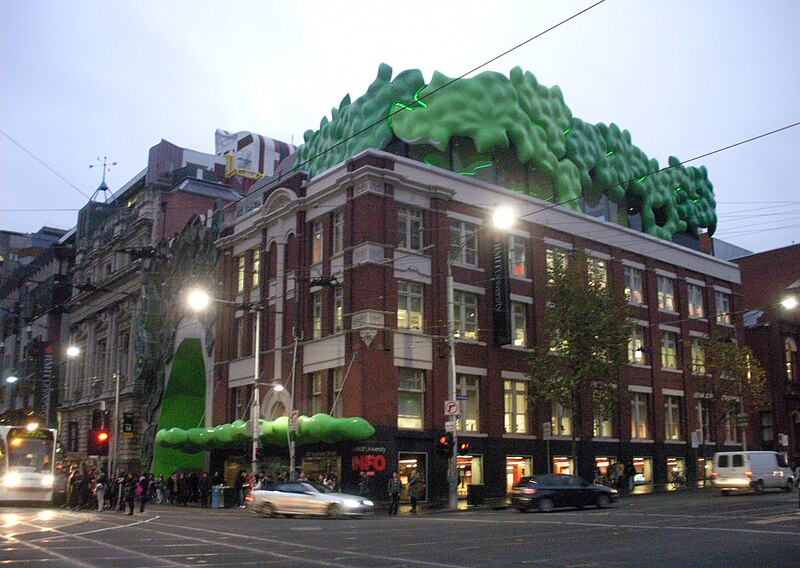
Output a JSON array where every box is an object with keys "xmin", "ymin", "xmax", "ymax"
[
  {"xmin": 124, "ymin": 473, "xmax": 137, "ymax": 515},
  {"xmin": 198, "ymin": 472, "xmax": 212, "ymax": 507},
  {"xmin": 387, "ymin": 471, "xmax": 402, "ymax": 516},
  {"xmin": 793, "ymin": 459, "xmax": 800, "ymax": 510},
  {"xmin": 358, "ymin": 471, "xmax": 371, "ymax": 498},
  {"xmin": 408, "ymin": 471, "xmax": 421, "ymax": 515},
  {"xmin": 138, "ymin": 475, "xmax": 149, "ymax": 513},
  {"xmin": 95, "ymin": 471, "xmax": 107, "ymax": 511},
  {"xmin": 155, "ymin": 474, "xmax": 164, "ymax": 504},
  {"xmin": 116, "ymin": 470, "xmax": 127, "ymax": 512},
  {"xmin": 235, "ymin": 470, "xmax": 247, "ymax": 508},
  {"xmin": 624, "ymin": 461, "xmax": 636, "ymax": 493}
]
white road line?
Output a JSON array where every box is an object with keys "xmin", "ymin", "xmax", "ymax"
[{"xmin": 51, "ymin": 515, "xmax": 160, "ymax": 538}]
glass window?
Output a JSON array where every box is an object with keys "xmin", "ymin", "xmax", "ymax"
[
  {"xmin": 456, "ymin": 375, "xmax": 480, "ymax": 432},
  {"xmin": 453, "ymin": 291, "xmax": 478, "ymax": 340},
  {"xmin": 624, "ymin": 266, "xmax": 644, "ymax": 305},
  {"xmin": 312, "ymin": 292, "xmax": 322, "ymax": 339},
  {"xmin": 235, "ymin": 317, "xmax": 245, "ymax": 358},
  {"xmin": 312, "ymin": 221, "xmax": 323, "ymax": 264},
  {"xmin": 724, "ymin": 410, "xmax": 740, "ymax": 444},
  {"xmin": 691, "ymin": 338, "xmax": 705, "ymax": 375},
  {"xmin": 660, "ymin": 331, "xmax": 678, "ymax": 370},
  {"xmin": 332, "ymin": 211, "xmax": 344, "ymax": 255},
  {"xmin": 94, "ymin": 338, "xmax": 107, "ymax": 384},
  {"xmin": 398, "ymin": 208, "xmax": 422, "ymax": 251},
  {"xmin": 696, "ymin": 400, "xmax": 714, "ymax": 443},
  {"xmin": 631, "ymin": 393, "xmax": 649, "ymax": 439},
  {"xmin": 309, "ymin": 372, "xmax": 323, "ymax": 415},
  {"xmin": 760, "ymin": 411, "xmax": 774, "ymax": 443},
  {"xmin": 504, "ymin": 380, "xmax": 528, "ymax": 434},
  {"xmin": 657, "ymin": 276, "xmax": 675, "ymax": 311},
  {"xmin": 587, "ymin": 257, "xmax": 607, "ymax": 290},
  {"xmin": 546, "ymin": 247, "xmax": 568, "ymax": 285},
  {"xmin": 628, "ymin": 326, "xmax": 645, "ymax": 364},
  {"xmin": 593, "ymin": 399, "xmax": 613, "ymax": 438},
  {"xmin": 237, "ymin": 255, "xmax": 245, "ymax": 293},
  {"xmin": 509, "ymin": 235, "xmax": 526, "ymax": 278},
  {"xmin": 552, "ymin": 401, "xmax": 572, "ymax": 436},
  {"xmin": 397, "ymin": 281, "xmax": 423, "ymax": 330},
  {"xmin": 252, "ymin": 248, "xmax": 260, "ymax": 288},
  {"xmin": 664, "ymin": 395, "xmax": 682, "ymax": 441},
  {"xmin": 715, "ymin": 291, "xmax": 732, "ymax": 325},
  {"xmin": 333, "ymin": 287, "xmax": 343, "ymax": 333},
  {"xmin": 785, "ymin": 338, "xmax": 797, "ymax": 382},
  {"xmin": 449, "ymin": 219, "xmax": 478, "ymax": 266},
  {"xmin": 687, "ymin": 284, "xmax": 704, "ymax": 318},
  {"xmin": 398, "ymin": 368, "xmax": 424, "ymax": 429},
  {"xmin": 332, "ymin": 368, "xmax": 344, "ymax": 418},
  {"xmin": 511, "ymin": 302, "xmax": 527, "ymax": 347}
]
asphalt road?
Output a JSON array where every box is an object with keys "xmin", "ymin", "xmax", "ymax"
[{"xmin": 2, "ymin": 488, "xmax": 799, "ymax": 567}]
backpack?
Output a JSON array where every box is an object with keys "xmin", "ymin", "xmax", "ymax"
[{"xmin": 135, "ymin": 482, "xmax": 144, "ymax": 496}]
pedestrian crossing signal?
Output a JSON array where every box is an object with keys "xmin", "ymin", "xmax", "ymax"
[
  {"xmin": 458, "ymin": 441, "xmax": 471, "ymax": 455},
  {"xmin": 435, "ymin": 433, "xmax": 453, "ymax": 456}
]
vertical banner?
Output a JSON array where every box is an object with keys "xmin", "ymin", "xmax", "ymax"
[
  {"xmin": 492, "ymin": 231, "xmax": 512, "ymax": 346},
  {"xmin": 42, "ymin": 343, "xmax": 54, "ymax": 427}
]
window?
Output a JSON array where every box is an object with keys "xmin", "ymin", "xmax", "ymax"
[
  {"xmin": 691, "ymin": 338, "xmax": 705, "ymax": 375},
  {"xmin": 624, "ymin": 267, "xmax": 644, "ymax": 305},
  {"xmin": 398, "ymin": 207, "xmax": 422, "ymax": 251},
  {"xmin": 233, "ymin": 386, "xmax": 248, "ymax": 421},
  {"xmin": 449, "ymin": 219, "xmax": 478, "ymax": 266},
  {"xmin": 715, "ymin": 291, "xmax": 732, "ymax": 325},
  {"xmin": 587, "ymin": 257, "xmax": 607, "ymax": 289},
  {"xmin": 235, "ymin": 317, "xmax": 245, "ymax": 358},
  {"xmin": 628, "ymin": 326, "xmax": 645, "ymax": 364},
  {"xmin": 117, "ymin": 330, "xmax": 129, "ymax": 376},
  {"xmin": 552, "ymin": 401, "xmax": 572, "ymax": 436},
  {"xmin": 657, "ymin": 276, "xmax": 675, "ymax": 311},
  {"xmin": 251, "ymin": 248, "xmax": 260, "ymax": 288},
  {"xmin": 397, "ymin": 368, "xmax": 424, "ymax": 429},
  {"xmin": 309, "ymin": 372, "xmax": 323, "ymax": 415},
  {"xmin": 593, "ymin": 399, "xmax": 613, "ymax": 438},
  {"xmin": 332, "ymin": 368, "xmax": 344, "ymax": 418},
  {"xmin": 397, "ymin": 281, "xmax": 423, "ymax": 330},
  {"xmin": 785, "ymin": 338, "xmax": 798, "ymax": 382},
  {"xmin": 456, "ymin": 375, "xmax": 480, "ymax": 432},
  {"xmin": 687, "ymin": 284, "xmax": 704, "ymax": 318},
  {"xmin": 453, "ymin": 291, "xmax": 478, "ymax": 340},
  {"xmin": 312, "ymin": 291, "xmax": 322, "ymax": 339},
  {"xmin": 631, "ymin": 393, "xmax": 649, "ymax": 439},
  {"xmin": 237, "ymin": 255, "xmax": 245, "ymax": 293},
  {"xmin": 760, "ymin": 411, "xmax": 774, "ymax": 444},
  {"xmin": 312, "ymin": 221, "xmax": 323, "ymax": 264},
  {"xmin": 504, "ymin": 380, "xmax": 528, "ymax": 434},
  {"xmin": 509, "ymin": 235, "xmax": 526, "ymax": 277},
  {"xmin": 664, "ymin": 396, "xmax": 682, "ymax": 441},
  {"xmin": 333, "ymin": 287, "xmax": 343, "ymax": 333},
  {"xmin": 546, "ymin": 247, "xmax": 568, "ymax": 285},
  {"xmin": 511, "ymin": 302, "xmax": 527, "ymax": 347},
  {"xmin": 332, "ymin": 211, "xmax": 344, "ymax": 255},
  {"xmin": 660, "ymin": 331, "xmax": 678, "ymax": 370},
  {"xmin": 724, "ymin": 409, "xmax": 740, "ymax": 444},
  {"xmin": 696, "ymin": 399, "xmax": 714, "ymax": 443}
]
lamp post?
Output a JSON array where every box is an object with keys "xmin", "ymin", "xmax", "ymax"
[
  {"xmin": 186, "ymin": 288, "xmax": 266, "ymax": 475},
  {"xmin": 446, "ymin": 206, "xmax": 515, "ymax": 510}
]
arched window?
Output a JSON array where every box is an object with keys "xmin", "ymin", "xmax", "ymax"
[{"xmin": 786, "ymin": 338, "xmax": 798, "ymax": 382}]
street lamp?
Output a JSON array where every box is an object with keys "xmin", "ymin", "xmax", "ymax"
[
  {"xmin": 185, "ymin": 287, "xmax": 267, "ymax": 475},
  {"xmin": 446, "ymin": 205, "xmax": 516, "ymax": 510}
]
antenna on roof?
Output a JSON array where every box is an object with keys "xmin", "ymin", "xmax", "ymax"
[{"xmin": 89, "ymin": 156, "xmax": 117, "ymax": 202}]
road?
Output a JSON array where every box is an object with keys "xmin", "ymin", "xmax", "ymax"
[{"xmin": 2, "ymin": 489, "xmax": 799, "ymax": 567}]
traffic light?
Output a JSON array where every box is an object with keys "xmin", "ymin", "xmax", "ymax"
[
  {"xmin": 458, "ymin": 441, "xmax": 471, "ymax": 455},
  {"xmin": 88, "ymin": 429, "xmax": 110, "ymax": 456},
  {"xmin": 436, "ymin": 433, "xmax": 453, "ymax": 456}
]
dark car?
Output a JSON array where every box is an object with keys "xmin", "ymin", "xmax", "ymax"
[{"xmin": 511, "ymin": 474, "xmax": 618, "ymax": 512}]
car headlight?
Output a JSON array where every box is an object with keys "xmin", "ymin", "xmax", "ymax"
[
  {"xmin": 5, "ymin": 472, "xmax": 22, "ymax": 487},
  {"xmin": 342, "ymin": 499, "xmax": 361, "ymax": 508},
  {"xmin": 42, "ymin": 475, "xmax": 54, "ymax": 487},
  {"xmin": 363, "ymin": 499, "xmax": 374, "ymax": 507}
]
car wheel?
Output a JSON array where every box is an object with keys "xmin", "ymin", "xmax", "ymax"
[
  {"xmin": 721, "ymin": 490, "xmax": 730, "ymax": 497},
  {"xmin": 596, "ymin": 494, "xmax": 610, "ymax": 509},
  {"xmin": 783, "ymin": 480, "xmax": 793, "ymax": 493},
  {"xmin": 536, "ymin": 498, "xmax": 554, "ymax": 513},
  {"xmin": 328, "ymin": 504, "xmax": 343, "ymax": 519},
  {"xmin": 516, "ymin": 506, "xmax": 528, "ymax": 513},
  {"xmin": 754, "ymin": 480, "xmax": 765, "ymax": 494},
  {"xmin": 260, "ymin": 503, "xmax": 275, "ymax": 518}
]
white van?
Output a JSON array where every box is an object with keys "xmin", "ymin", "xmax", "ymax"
[{"xmin": 711, "ymin": 451, "xmax": 794, "ymax": 495}]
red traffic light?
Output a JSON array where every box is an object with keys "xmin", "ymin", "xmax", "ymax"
[
  {"xmin": 458, "ymin": 441, "xmax": 471, "ymax": 455},
  {"xmin": 97, "ymin": 431, "xmax": 109, "ymax": 442}
]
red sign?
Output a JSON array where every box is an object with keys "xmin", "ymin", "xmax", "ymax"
[{"xmin": 351, "ymin": 454, "xmax": 387, "ymax": 472}]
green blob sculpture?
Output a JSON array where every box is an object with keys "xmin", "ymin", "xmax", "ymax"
[
  {"xmin": 156, "ymin": 414, "xmax": 376, "ymax": 454},
  {"xmin": 294, "ymin": 64, "xmax": 717, "ymax": 242}
]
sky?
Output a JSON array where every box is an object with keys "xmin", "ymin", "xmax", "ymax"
[{"xmin": 2, "ymin": 0, "xmax": 798, "ymax": 254}]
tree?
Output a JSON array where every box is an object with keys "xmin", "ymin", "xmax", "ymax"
[
  {"xmin": 692, "ymin": 332, "xmax": 766, "ymax": 459},
  {"xmin": 527, "ymin": 252, "xmax": 632, "ymax": 478}
]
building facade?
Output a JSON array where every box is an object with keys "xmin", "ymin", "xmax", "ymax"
[{"xmin": 211, "ymin": 148, "xmax": 744, "ymax": 500}]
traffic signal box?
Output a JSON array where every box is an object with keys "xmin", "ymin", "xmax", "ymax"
[
  {"xmin": 458, "ymin": 441, "xmax": 471, "ymax": 455},
  {"xmin": 88, "ymin": 429, "xmax": 110, "ymax": 456},
  {"xmin": 436, "ymin": 433, "xmax": 454, "ymax": 456}
]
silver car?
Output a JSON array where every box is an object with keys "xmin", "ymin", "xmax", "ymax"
[{"xmin": 246, "ymin": 481, "xmax": 374, "ymax": 518}]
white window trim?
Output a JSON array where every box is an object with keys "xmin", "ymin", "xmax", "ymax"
[
  {"xmin": 628, "ymin": 385, "xmax": 653, "ymax": 394},
  {"xmin": 621, "ymin": 259, "xmax": 646, "ymax": 270},
  {"xmin": 544, "ymin": 237, "xmax": 573, "ymax": 250},
  {"xmin": 510, "ymin": 294, "xmax": 533, "ymax": 305},
  {"xmin": 662, "ymin": 389, "xmax": 685, "ymax": 397},
  {"xmin": 659, "ymin": 325, "xmax": 681, "ymax": 334}
]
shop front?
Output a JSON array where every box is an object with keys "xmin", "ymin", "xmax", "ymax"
[
  {"xmin": 456, "ymin": 454, "xmax": 483, "ymax": 498},
  {"xmin": 505, "ymin": 455, "xmax": 533, "ymax": 492}
]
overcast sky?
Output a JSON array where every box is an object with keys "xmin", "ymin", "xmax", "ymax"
[{"xmin": 2, "ymin": 0, "xmax": 798, "ymax": 254}]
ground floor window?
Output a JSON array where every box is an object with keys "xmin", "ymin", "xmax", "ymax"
[
  {"xmin": 697, "ymin": 457, "xmax": 713, "ymax": 482},
  {"xmin": 505, "ymin": 456, "xmax": 532, "ymax": 492},
  {"xmin": 553, "ymin": 456, "xmax": 574, "ymax": 475},
  {"xmin": 456, "ymin": 454, "xmax": 483, "ymax": 497},
  {"xmin": 594, "ymin": 456, "xmax": 616, "ymax": 484},
  {"xmin": 667, "ymin": 457, "xmax": 685, "ymax": 485},
  {"xmin": 302, "ymin": 452, "xmax": 341, "ymax": 486},
  {"xmin": 398, "ymin": 452, "xmax": 427, "ymax": 502},
  {"xmin": 632, "ymin": 457, "xmax": 652, "ymax": 484}
]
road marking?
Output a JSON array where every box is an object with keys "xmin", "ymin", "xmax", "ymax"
[
  {"xmin": 41, "ymin": 514, "xmax": 161, "ymax": 540},
  {"xmin": 749, "ymin": 514, "xmax": 800, "ymax": 525}
]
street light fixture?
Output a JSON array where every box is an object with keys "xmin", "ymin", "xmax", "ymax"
[{"xmin": 446, "ymin": 206, "xmax": 515, "ymax": 510}]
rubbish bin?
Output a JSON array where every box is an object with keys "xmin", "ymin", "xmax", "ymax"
[
  {"xmin": 467, "ymin": 484, "xmax": 485, "ymax": 506},
  {"xmin": 222, "ymin": 486, "xmax": 237, "ymax": 508},
  {"xmin": 211, "ymin": 486, "xmax": 221, "ymax": 509}
]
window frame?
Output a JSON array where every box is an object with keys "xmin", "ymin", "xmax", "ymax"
[
  {"xmin": 630, "ymin": 392, "xmax": 649, "ymax": 439},
  {"xmin": 624, "ymin": 266, "xmax": 644, "ymax": 305},
  {"xmin": 687, "ymin": 284, "xmax": 705, "ymax": 319},
  {"xmin": 660, "ymin": 331, "xmax": 679, "ymax": 370},
  {"xmin": 504, "ymin": 379, "xmax": 528, "ymax": 434},
  {"xmin": 657, "ymin": 275, "xmax": 676, "ymax": 312},
  {"xmin": 509, "ymin": 235, "xmax": 526, "ymax": 278},
  {"xmin": 449, "ymin": 219, "xmax": 479, "ymax": 267},
  {"xmin": 715, "ymin": 291, "xmax": 732, "ymax": 325},
  {"xmin": 397, "ymin": 368, "xmax": 425, "ymax": 429},
  {"xmin": 511, "ymin": 302, "xmax": 527, "ymax": 347},
  {"xmin": 332, "ymin": 211, "xmax": 344, "ymax": 255},
  {"xmin": 664, "ymin": 395, "xmax": 682, "ymax": 441},
  {"xmin": 397, "ymin": 207, "xmax": 423, "ymax": 251},
  {"xmin": 453, "ymin": 290, "xmax": 478, "ymax": 341},
  {"xmin": 397, "ymin": 280, "xmax": 424, "ymax": 330},
  {"xmin": 312, "ymin": 220, "xmax": 324, "ymax": 264},
  {"xmin": 455, "ymin": 374, "xmax": 481, "ymax": 433}
]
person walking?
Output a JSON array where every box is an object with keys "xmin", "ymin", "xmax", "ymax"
[
  {"xmin": 358, "ymin": 471, "xmax": 371, "ymax": 498},
  {"xmin": 124, "ymin": 473, "xmax": 137, "ymax": 515},
  {"xmin": 95, "ymin": 471, "xmax": 107, "ymax": 511},
  {"xmin": 408, "ymin": 471, "xmax": 421, "ymax": 515},
  {"xmin": 387, "ymin": 471, "xmax": 402, "ymax": 516},
  {"xmin": 138, "ymin": 475, "xmax": 149, "ymax": 513},
  {"xmin": 198, "ymin": 472, "xmax": 212, "ymax": 507}
]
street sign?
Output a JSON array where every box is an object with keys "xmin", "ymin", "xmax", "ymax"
[
  {"xmin": 289, "ymin": 409, "xmax": 300, "ymax": 432},
  {"xmin": 444, "ymin": 400, "xmax": 460, "ymax": 416},
  {"xmin": 445, "ymin": 421, "xmax": 455, "ymax": 432},
  {"xmin": 456, "ymin": 395, "xmax": 468, "ymax": 401},
  {"xmin": 736, "ymin": 414, "xmax": 748, "ymax": 427}
]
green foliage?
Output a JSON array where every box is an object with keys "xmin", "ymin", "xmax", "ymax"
[{"xmin": 527, "ymin": 252, "xmax": 632, "ymax": 430}]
